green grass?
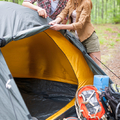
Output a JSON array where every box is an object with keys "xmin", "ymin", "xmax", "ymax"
[
  {"xmin": 106, "ymin": 28, "xmax": 112, "ymax": 32},
  {"xmin": 99, "ymin": 38, "xmax": 106, "ymax": 44},
  {"xmin": 109, "ymin": 41, "xmax": 115, "ymax": 47},
  {"xmin": 116, "ymin": 39, "xmax": 120, "ymax": 42},
  {"xmin": 118, "ymin": 33, "xmax": 120, "ymax": 37},
  {"xmin": 94, "ymin": 24, "xmax": 120, "ymax": 45},
  {"xmin": 94, "ymin": 25, "xmax": 108, "ymax": 45},
  {"xmin": 94, "ymin": 24, "xmax": 120, "ymax": 64},
  {"xmin": 111, "ymin": 31, "xmax": 118, "ymax": 33}
]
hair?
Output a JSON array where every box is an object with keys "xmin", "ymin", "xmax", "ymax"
[
  {"xmin": 72, "ymin": 0, "xmax": 80, "ymax": 9},
  {"xmin": 71, "ymin": 0, "xmax": 92, "ymax": 9}
]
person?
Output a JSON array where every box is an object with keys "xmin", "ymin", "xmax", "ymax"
[
  {"xmin": 22, "ymin": 0, "xmax": 68, "ymax": 23},
  {"xmin": 49, "ymin": 0, "xmax": 102, "ymax": 68}
]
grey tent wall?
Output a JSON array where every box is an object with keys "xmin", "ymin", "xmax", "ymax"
[
  {"xmin": 0, "ymin": 1, "xmax": 51, "ymax": 47},
  {"xmin": 0, "ymin": 49, "xmax": 32, "ymax": 120}
]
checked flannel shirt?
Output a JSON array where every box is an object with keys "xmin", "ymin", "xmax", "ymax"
[{"xmin": 24, "ymin": 0, "xmax": 68, "ymax": 20}]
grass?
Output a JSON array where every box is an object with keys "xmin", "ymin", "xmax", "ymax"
[
  {"xmin": 106, "ymin": 28, "xmax": 112, "ymax": 32},
  {"xmin": 116, "ymin": 39, "xmax": 120, "ymax": 42},
  {"xmin": 94, "ymin": 24, "xmax": 120, "ymax": 45},
  {"xmin": 94, "ymin": 24, "xmax": 120, "ymax": 64},
  {"xmin": 118, "ymin": 33, "xmax": 120, "ymax": 37}
]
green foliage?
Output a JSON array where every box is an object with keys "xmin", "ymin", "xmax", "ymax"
[
  {"xmin": 113, "ymin": 14, "xmax": 120, "ymax": 24},
  {"xmin": 0, "ymin": 0, "xmax": 120, "ymax": 24},
  {"xmin": 99, "ymin": 38, "xmax": 106, "ymax": 45},
  {"xmin": 91, "ymin": 0, "xmax": 120, "ymax": 24},
  {"xmin": 117, "ymin": 0, "xmax": 120, "ymax": 5},
  {"xmin": 116, "ymin": 39, "xmax": 120, "ymax": 42},
  {"xmin": 109, "ymin": 41, "xmax": 115, "ymax": 47},
  {"xmin": 118, "ymin": 33, "xmax": 120, "ymax": 37},
  {"xmin": 106, "ymin": 28, "xmax": 112, "ymax": 32},
  {"xmin": 94, "ymin": 24, "xmax": 120, "ymax": 49},
  {"xmin": 95, "ymin": 26, "xmax": 107, "ymax": 45},
  {"xmin": 0, "ymin": 0, "xmax": 23, "ymax": 4},
  {"xmin": 111, "ymin": 31, "xmax": 118, "ymax": 33}
]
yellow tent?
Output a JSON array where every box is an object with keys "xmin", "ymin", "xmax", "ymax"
[{"xmin": 0, "ymin": 1, "xmax": 108, "ymax": 120}]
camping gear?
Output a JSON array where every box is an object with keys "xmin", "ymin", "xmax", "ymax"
[
  {"xmin": 93, "ymin": 75, "xmax": 109, "ymax": 92},
  {"xmin": 101, "ymin": 84, "xmax": 120, "ymax": 120},
  {"xmin": 63, "ymin": 117, "xmax": 79, "ymax": 120},
  {"xmin": 0, "ymin": 1, "xmax": 113, "ymax": 120},
  {"xmin": 75, "ymin": 85, "xmax": 107, "ymax": 120}
]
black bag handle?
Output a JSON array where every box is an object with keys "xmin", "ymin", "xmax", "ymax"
[{"xmin": 115, "ymin": 102, "xmax": 120, "ymax": 120}]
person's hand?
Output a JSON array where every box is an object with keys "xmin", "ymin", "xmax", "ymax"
[
  {"xmin": 37, "ymin": 8, "xmax": 47, "ymax": 18},
  {"xmin": 49, "ymin": 17, "xmax": 62, "ymax": 25},
  {"xmin": 50, "ymin": 24, "xmax": 62, "ymax": 31},
  {"xmin": 49, "ymin": 20, "xmax": 58, "ymax": 25}
]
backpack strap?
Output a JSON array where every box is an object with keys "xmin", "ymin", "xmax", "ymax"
[
  {"xmin": 100, "ymin": 114, "xmax": 107, "ymax": 120},
  {"xmin": 115, "ymin": 102, "xmax": 120, "ymax": 120}
]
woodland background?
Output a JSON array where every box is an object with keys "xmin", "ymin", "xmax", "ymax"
[{"xmin": 1, "ymin": 0, "xmax": 120, "ymax": 24}]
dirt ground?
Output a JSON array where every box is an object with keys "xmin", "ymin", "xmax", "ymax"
[
  {"xmin": 101, "ymin": 43, "xmax": 120, "ymax": 85},
  {"xmin": 92, "ymin": 24, "xmax": 120, "ymax": 85}
]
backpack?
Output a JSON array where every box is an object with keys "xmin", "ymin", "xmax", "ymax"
[
  {"xmin": 75, "ymin": 85, "xmax": 107, "ymax": 120},
  {"xmin": 101, "ymin": 83, "xmax": 120, "ymax": 120}
]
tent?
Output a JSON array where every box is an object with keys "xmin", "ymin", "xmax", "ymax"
[{"xmin": 0, "ymin": 1, "xmax": 112, "ymax": 120}]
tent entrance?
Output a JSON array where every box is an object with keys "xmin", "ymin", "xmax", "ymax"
[
  {"xmin": 1, "ymin": 30, "xmax": 94, "ymax": 120},
  {"xmin": 1, "ymin": 30, "xmax": 80, "ymax": 120},
  {"xmin": 15, "ymin": 78, "xmax": 77, "ymax": 120}
]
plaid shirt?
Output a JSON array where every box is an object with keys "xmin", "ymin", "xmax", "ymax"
[{"xmin": 24, "ymin": 0, "xmax": 68, "ymax": 20}]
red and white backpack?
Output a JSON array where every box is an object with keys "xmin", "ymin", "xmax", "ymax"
[{"xmin": 75, "ymin": 85, "xmax": 107, "ymax": 120}]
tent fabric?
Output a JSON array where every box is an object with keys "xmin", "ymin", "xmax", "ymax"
[
  {"xmin": 2, "ymin": 29, "xmax": 94, "ymax": 86},
  {"xmin": 0, "ymin": 50, "xmax": 32, "ymax": 120},
  {"xmin": 0, "ymin": 1, "xmax": 108, "ymax": 79},
  {"xmin": 15, "ymin": 78, "xmax": 78, "ymax": 120},
  {"xmin": 0, "ymin": 1, "xmax": 112, "ymax": 120},
  {"xmin": 0, "ymin": 1, "xmax": 50, "ymax": 46}
]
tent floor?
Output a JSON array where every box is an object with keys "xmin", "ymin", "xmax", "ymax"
[{"xmin": 15, "ymin": 78, "xmax": 77, "ymax": 120}]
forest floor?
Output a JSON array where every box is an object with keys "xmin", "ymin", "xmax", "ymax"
[{"xmin": 94, "ymin": 24, "xmax": 120, "ymax": 85}]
